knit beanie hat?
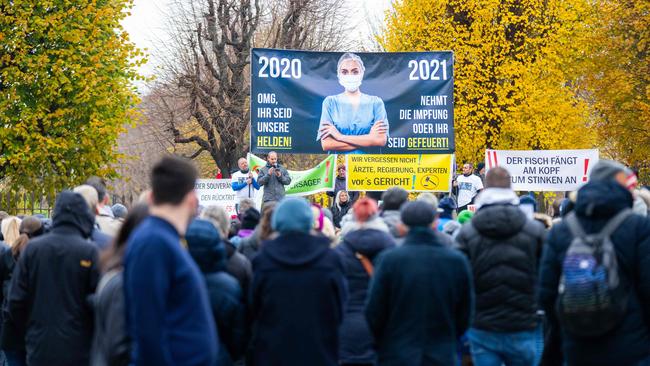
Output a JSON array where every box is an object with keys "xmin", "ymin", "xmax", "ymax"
[
  {"xmin": 272, "ymin": 197, "xmax": 313, "ymax": 234},
  {"xmin": 519, "ymin": 195, "xmax": 537, "ymax": 212},
  {"xmin": 186, "ymin": 219, "xmax": 221, "ymax": 248},
  {"xmin": 382, "ymin": 187, "xmax": 409, "ymax": 210},
  {"xmin": 400, "ymin": 201, "xmax": 435, "ymax": 227},
  {"xmin": 353, "ymin": 197, "xmax": 379, "ymax": 223},
  {"xmin": 589, "ymin": 160, "xmax": 628, "ymax": 182},
  {"xmin": 439, "ymin": 197, "xmax": 457, "ymax": 212},
  {"xmin": 416, "ymin": 193, "xmax": 443, "ymax": 213},
  {"xmin": 457, "ymin": 210, "xmax": 474, "ymax": 225}
]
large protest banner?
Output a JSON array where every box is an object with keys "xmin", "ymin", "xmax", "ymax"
[
  {"xmin": 485, "ymin": 149, "xmax": 599, "ymax": 191},
  {"xmin": 346, "ymin": 154, "xmax": 453, "ymax": 192},
  {"xmin": 250, "ymin": 49, "xmax": 454, "ymax": 154},
  {"xmin": 195, "ymin": 179, "xmax": 239, "ymax": 216},
  {"xmin": 248, "ymin": 154, "xmax": 337, "ymax": 196}
]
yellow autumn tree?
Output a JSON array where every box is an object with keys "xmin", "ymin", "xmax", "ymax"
[
  {"xmin": 579, "ymin": 0, "xmax": 649, "ymax": 169},
  {"xmin": 381, "ymin": 0, "xmax": 596, "ymax": 166},
  {"xmin": 0, "ymin": 0, "xmax": 144, "ymax": 193}
]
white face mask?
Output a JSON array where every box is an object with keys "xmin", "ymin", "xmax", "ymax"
[{"xmin": 338, "ymin": 74, "xmax": 362, "ymax": 92}]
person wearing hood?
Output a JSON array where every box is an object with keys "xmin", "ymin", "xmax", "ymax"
[
  {"xmin": 539, "ymin": 160, "xmax": 650, "ymax": 366},
  {"xmin": 186, "ymin": 219, "xmax": 246, "ymax": 366},
  {"xmin": 365, "ymin": 200, "xmax": 474, "ymax": 366},
  {"xmin": 250, "ymin": 197, "xmax": 347, "ymax": 366},
  {"xmin": 3, "ymin": 191, "xmax": 99, "ymax": 366},
  {"xmin": 201, "ymin": 205, "xmax": 253, "ymax": 302},
  {"xmin": 335, "ymin": 198, "xmax": 395, "ymax": 365},
  {"xmin": 332, "ymin": 190, "xmax": 352, "ymax": 229},
  {"xmin": 454, "ymin": 167, "xmax": 545, "ymax": 366}
]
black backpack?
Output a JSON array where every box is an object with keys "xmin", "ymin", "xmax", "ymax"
[{"xmin": 557, "ymin": 209, "xmax": 631, "ymax": 337}]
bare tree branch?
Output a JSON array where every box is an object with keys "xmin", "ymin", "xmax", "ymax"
[{"xmin": 136, "ymin": 0, "xmax": 356, "ymax": 179}]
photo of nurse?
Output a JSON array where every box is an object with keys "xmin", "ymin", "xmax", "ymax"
[{"xmin": 317, "ymin": 52, "xmax": 389, "ymax": 153}]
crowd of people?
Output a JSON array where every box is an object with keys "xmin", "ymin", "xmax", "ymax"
[{"xmin": 0, "ymin": 155, "xmax": 648, "ymax": 366}]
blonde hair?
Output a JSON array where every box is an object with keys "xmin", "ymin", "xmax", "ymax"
[
  {"xmin": 1, "ymin": 216, "xmax": 22, "ymax": 247},
  {"xmin": 74, "ymin": 185, "xmax": 99, "ymax": 213},
  {"xmin": 200, "ymin": 205, "xmax": 230, "ymax": 238}
]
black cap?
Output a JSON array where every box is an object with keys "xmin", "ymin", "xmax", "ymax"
[
  {"xmin": 400, "ymin": 201, "xmax": 435, "ymax": 227},
  {"xmin": 241, "ymin": 207, "xmax": 261, "ymax": 230}
]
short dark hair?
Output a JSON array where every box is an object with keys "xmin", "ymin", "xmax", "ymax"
[
  {"xmin": 151, "ymin": 156, "xmax": 198, "ymax": 205},
  {"xmin": 382, "ymin": 187, "xmax": 409, "ymax": 211},
  {"xmin": 85, "ymin": 176, "xmax": 107, "ymax": 201},
  {"xmin": 485, "ymin": 166, "xmax": 511, "ymax": 188}
]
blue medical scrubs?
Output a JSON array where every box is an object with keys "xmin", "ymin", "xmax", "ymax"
[{"xmin": 317, "ymin": 93, "xmax": 389, "ymax": 154}]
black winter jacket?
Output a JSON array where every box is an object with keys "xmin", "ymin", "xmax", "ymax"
[
  {"xmin": 250, "ymin": 232, "xmax": 347, "ymax": 366},
  {"xmin": 188, "ymin": 230, "xmax": 246, "ymax": 366},
  {"xmin": 539, "ymin": 181, "xmax": 650, "ymax": 366},
  {"xmin": 4, "ymin": 191, "xmax": 99, "ymax": 366},
  {"xmin": 335, "ymin": 227, "xmax": 395, "ymax": 364},
  {"xmin": 224, "ymin": 239, "xmax": 252, "ymax": 302},
  {"xmin": 365, "ymin": 227, "xmax": 474, "ymax": 366},
  {"xmin": 331, "ymin": 201, "xmax": 351, "ymax": 229},
  {"xmin": 91, "ymin": 270, "xmax": 129, "ymax": 366},
  {"xmin": 0, "ymin": 244, "xmax": 14, "ymax": 322},
  {"xmin": 455, "ymin": 203, "xmax": 545, "ymax": 332}
]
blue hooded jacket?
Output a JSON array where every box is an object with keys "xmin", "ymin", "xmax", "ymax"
[{"xmin": 186, "ymin": 219, "xmax": 246, "ymax": 366}]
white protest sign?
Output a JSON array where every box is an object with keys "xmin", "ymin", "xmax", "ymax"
[
  {"xmin": 195, "ymin": 179, "xmax": 239, "ymax": 217},
  {"xmin": 485, "ymin": 149, "xmax": 599, "ymax": 191}
]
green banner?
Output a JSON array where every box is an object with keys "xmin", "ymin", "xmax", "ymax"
[{"xmin": 248, "ymin": 154, "xmax": 337, "ymax": 196}]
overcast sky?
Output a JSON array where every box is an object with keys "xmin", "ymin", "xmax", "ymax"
[{"xmin": 121, "ymin": 0, "xmax": 393, "ymax": 82}]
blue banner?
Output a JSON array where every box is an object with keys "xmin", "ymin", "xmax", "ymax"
[{"xmin": 250, "ymin": 49, "xmax": 454, "ymax": 154}]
